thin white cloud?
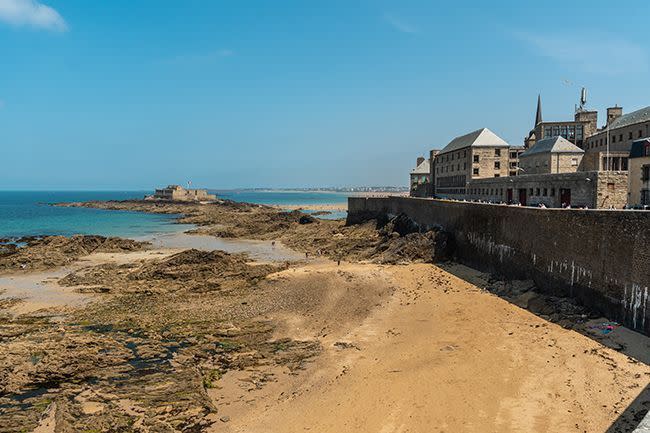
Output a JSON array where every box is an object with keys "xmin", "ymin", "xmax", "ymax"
[
  {"xmin": 168, "ymin": 49, "xmax": 234, "ymax": 65},
  {"xmin": 517, "ymin": 31, "xmax": 648, "ymax": 76},
  {"xmin": 384, "ymin": 13, "xmax": 417, "ymax": 34},
  {"xmin": 0, "ymin": 0, "xmax": 67, "ymax": 32}
]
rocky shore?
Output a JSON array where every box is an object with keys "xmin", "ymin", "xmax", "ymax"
[{"xmin": 0, "ymin": 199, "xmax": 648, "ymax": 432}]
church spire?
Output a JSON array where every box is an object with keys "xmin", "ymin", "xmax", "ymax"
[{"xmin": 535, "ymin": 94, "xmax": 543, "ymax": 126}]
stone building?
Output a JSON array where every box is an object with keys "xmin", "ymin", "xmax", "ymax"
[
  {"xmin": 518, "ymin": 136, "xmax": 584, "ymax": 175},
  {"xmin": 466, "ymin": 171, "xmax": 628, "ymax": 209},
  {"xmin": 524, "ymin": 95, "xmax": 597, "ymax": 149},
  {"xmin": 433, "ymin": 128, "xmax": 513, "ymax": 198},
  {"xmin": 465, "ymin": 134, "xmax": 627, "ymax": 208},
  {"xmin": 583, "ymin": 105, "xmax": 650, "ymax": 171},
  {"xmin": 628, "ymin": 138, "xmax": 650, "ymax": 206},
  {"xmin": 150, "ymin": 185, "xmax": 217, "ymax": 202},
  {"xmin": 409, "ymin": 156, "xmax": 431, "ymax": 197}
]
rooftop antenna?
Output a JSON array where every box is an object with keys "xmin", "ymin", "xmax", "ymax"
[
  {"xmin": 579, "ymin": 87, "xmax": 587, "ymax": 110},
  {"xmin": 187, "ymin": 180, "xmax": 192, "ymax": 189}
]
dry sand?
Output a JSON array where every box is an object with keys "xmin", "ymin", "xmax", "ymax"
[{"xmin": 207, "ymin": 262, "xmax": 650, "ymax": 433}]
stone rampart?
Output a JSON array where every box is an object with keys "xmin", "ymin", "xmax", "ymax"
[{"xmin": 348, "ymin": 196, "xmax": 650, "ymax": 335}]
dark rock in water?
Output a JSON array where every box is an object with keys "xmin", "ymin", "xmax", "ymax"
[
  {"xmin": 0, "ymin": 243, "xmax": 18, "ymax": 257},
  {"xmin": 299, "ymin": 215, "xmax": 316, "ymax": 225}
]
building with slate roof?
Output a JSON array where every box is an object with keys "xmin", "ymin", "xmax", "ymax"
[
  {"xmin": 409, "ymin": 156, "xmax": 431, "ymax": 197},
  {"xmin": 432, "ymin": 128, "xmax": 522, "ymax": 198},
  {"xmin": 519, "ymin": 136, "xmax": 585, "ymax": 175},
  {"xmin": 431, "ymin": 126, "xmax": 628, "ymax": 208},
  {"xmin": 583, "ymin": 105, "xmax": 650, "ymax": 171},
  {"xmin": 524, "ymin": 94, "xmax": 598, "ymax": 149}
]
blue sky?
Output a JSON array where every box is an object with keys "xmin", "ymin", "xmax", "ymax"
[{"xmin": 1, "ymin": 0, "xmax": 649, "ymax": 190}]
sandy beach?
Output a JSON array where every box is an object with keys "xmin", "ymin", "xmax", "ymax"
[{"xmin": 1, "ymin": 200, "xmax": 648, "ymax": 432}]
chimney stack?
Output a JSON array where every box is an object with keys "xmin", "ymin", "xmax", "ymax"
[
  {"xmin": 416, "ymin": 156, "xmax": 425, "ymax": 166},
  {"xmin": 607, "ymin": 106, "xmax": 623, "ymax": 126}
]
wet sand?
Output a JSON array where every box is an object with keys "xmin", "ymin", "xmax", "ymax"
[{"xmin": 137, "ymin": 232, "xmax": 303, "ymax": 262}]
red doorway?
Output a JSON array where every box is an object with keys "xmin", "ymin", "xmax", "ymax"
[
  {"xmin": 518, "ymin": 188, "xmax": 527, "ymax": 206},
  {"xmin": 560, "ymin": 188, "xmax": 571, "ymax": 207}
]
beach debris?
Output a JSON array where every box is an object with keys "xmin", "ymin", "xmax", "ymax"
[{"xmin": 590, "ymin": 322, "xmax": 620, "ymax": 334}]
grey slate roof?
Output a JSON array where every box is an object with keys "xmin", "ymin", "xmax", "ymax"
[
  {"xmin": 410, "ymin": 159, "xmax": 430, "ymax": 175},
  {"xmin": 630, "ymin": 138, "xmax": 650, "ymax": 158},
  {"xmin": 608, "ymin": 106, "xmax": 650, "ymax": 130},
  {"xmin": 520, "ymin": 136, "xmax": 584, "ymax": 157},
  {"xmin": 439, "ymin": 128, "xmax": 509, "ymax": 154}
]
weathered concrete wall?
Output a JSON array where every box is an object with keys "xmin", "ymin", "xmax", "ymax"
[{"xmin": 348, "ymin": 196, "xmax": 650, "ymax": 335}]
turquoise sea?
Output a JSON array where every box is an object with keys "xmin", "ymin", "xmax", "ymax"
[{"xmin": 0, "ymin": 190, "xmax": 349, "ymax": 240}]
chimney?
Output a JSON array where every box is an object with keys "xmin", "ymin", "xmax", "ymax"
[
  {"xmin": 416, "ymin": 156, "xmax": 425, "ymax": 167},
  {"xmin": 607, "ymin": 106, "xmax": 623, "ymax": 126}
]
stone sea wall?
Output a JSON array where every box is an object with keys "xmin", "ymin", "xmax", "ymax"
[{"xmin": 348, "ymin": 196, "xmax": 650, "ymax": 335}]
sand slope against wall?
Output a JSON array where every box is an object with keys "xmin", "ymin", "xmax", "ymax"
[{"xmin": 348, "ymin": 197, "xmax": 650, "ymax": 336}]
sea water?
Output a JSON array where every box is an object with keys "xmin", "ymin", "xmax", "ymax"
[
  {"xmin": 0, "ymin": 191, "xmax": 191, "ymax": 239},
  {"xmin": 0, "ymin": 190, "xmax": 349, "ymax": 240}
]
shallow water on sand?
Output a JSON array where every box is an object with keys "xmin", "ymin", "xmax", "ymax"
[
  {"xmin": 0, "ymin": 269, "xmax": 92, "ymax": 315},
  {"xmin": 137, "ymin": 232, "xmax": 304, "ymax": 262}
]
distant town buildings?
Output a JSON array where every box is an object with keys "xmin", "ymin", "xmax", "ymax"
[
  {"xmin": 409, "ymin": 91, "xmax": 650, "ymax": 209},
  {"xmin": 149, "ymin": 185, "xmax": 216, "ymax": 202}
]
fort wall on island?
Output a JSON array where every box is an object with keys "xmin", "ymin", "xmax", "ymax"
[{"xmin": 348, "ymin": 196, "xmax": 650, "ymax": 335}]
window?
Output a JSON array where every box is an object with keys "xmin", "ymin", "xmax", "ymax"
[
  {"xmin": 622, "ymin": 157, "xmax": 628, "ymax": 171},
  {"xmin": 464, "ymin": 162, "xmax": 467, "ymax": 170},
  {"xmin": 543, "ymin": 188, "xmax": 548, "ymax": 196},
  {"xmin": 560, "ymin": 126, "xmax": 568, "ymax": 137},
  {"xmin": 457, "ymin": 164, "xmax": 460, "ymax": 171},
  {"xmin": 571, "ymin": 158, "xmax": 578, "ymax": 166},
  {"xmin": 607, "ymin": 183, "xmax": 615, "ymax": 191},
  {"xmin": 550, "ymin": 188, "xmax": 555, "ymax": 196},
  {"xmin": 536, "ymin": 188, "xmax": 540, "ymax": 196},
  {"xmin": 529, "ymin": 188, "xmax": 533, "ymax": 195},
  {"xmin": 463, "ymin": 150, "xmax": 467, "ymax": 158},
  {"xmin": 612, "ymin": 135, "xmax": 616, "ymax": 143},
  {"xmin": 495, "ymin": 149, "xmax": 501, "ymax": 156},
  {"xmin": 509, "ymin": 161, "xmax": 517, "ymax": 168},
  {"xmin": 473, "ymin": 155, "xmax": 479, "ymax": 163},
  {"xmin": 629, "ymin": 132, "xmax": 633, "ymax": 140},
  {"xmin": 451, "ymin": 165, "xmax": 454, "ymax": 172},
  {"xmin": 494, "ymin": 161, "xmax": 500, "ymax": 169},
  {"xmin": 642, "ymin": 165, "xmax": 650, "ymax": 181},
  {"xmin": 473, "ymin": 168, "xmax": 479, "ymax": 175},
  {"xmin": 510, "ymin": 151, "xmax": 517, "ymax": 159},
  {"xmin": 619, "ymin": 134, "xmax": 623, "ymax": 141},
  {"xmin": 494, "ymin": 174, "xmax": 500, "ymax": 178}
]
